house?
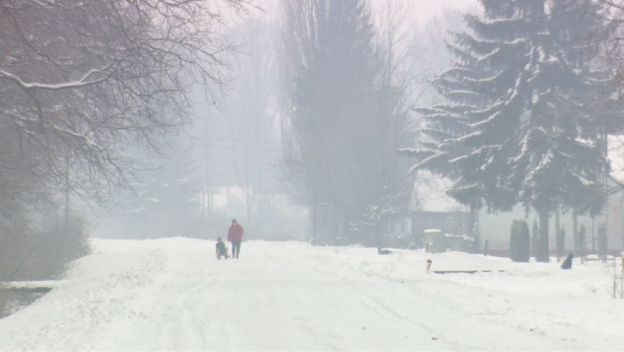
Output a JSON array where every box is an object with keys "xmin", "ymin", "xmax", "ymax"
[
  {"xmin": 605, "ymin": 135, "xmax": 624, "ymax": 252},
  {"xmin": 410, "ymin": 171, "xmax": 470, "ymax": 247},
  {"xmin": 410, "ymin": 136, "xmax": 624, "ymax": 254}
]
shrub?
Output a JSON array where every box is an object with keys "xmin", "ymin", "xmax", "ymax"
[{"xmin": 0, "ymin": 212, "xmax": 90, "ymax": 281}]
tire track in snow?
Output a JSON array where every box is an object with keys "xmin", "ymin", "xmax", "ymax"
[
  {"xmin": 264, "ymin": 247, "xmax": 448, "ymax": 350},
  {"xmin": 314, "ymin": 250, "xmax": 574, "ymax": 350},
  {"xmin": 286, "ymin": 248, "xmax": 564, "ymax": 351}
]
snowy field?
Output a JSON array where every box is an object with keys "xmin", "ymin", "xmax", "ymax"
[{"xmin": 0, "ymin": 238, "xmax": 623, "ymax": 351}]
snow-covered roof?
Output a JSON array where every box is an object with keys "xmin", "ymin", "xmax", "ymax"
[
  {"xmin": 412, "ymin": 171, "xmax": 466, "ymax": 213},
  {"xmin": 424, "ymin": 229, "xmax": 442, "ymax": 234},
  {"xmin": 608, "ymin": 135, "xmax": 624, "ymax": 185},
  {"xmin": 412, "ymin": 137, "xmax": 624, "ymax": 212}
]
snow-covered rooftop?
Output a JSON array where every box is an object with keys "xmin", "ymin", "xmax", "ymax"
[
  {"xmin": 608, "ymin": 135, "xmax": 624, "ymax": 185},
  {"xmin": 412, "ymin": 171, "xmax": 466, "ymax": 213},
  {"xmin": 412, "ymin": 136, "xmax": 624, "ymax": 212}
]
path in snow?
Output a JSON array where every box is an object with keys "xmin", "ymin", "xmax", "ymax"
[{"xmin": 0, "ymin": 238, "xmax": 621, "ymax": 350}]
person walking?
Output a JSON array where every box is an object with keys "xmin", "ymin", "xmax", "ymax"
[{"xmin": 228, "ymin": 219, "xmax": 244, "ymax": 259}]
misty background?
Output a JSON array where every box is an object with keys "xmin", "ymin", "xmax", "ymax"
[
  {"xmin": 90, "ymin": 0, "xmax": 475, "ymax": 243},
  {"xmin": 3, "ymin": 0, "xmax": 624, "ymax": 284}
]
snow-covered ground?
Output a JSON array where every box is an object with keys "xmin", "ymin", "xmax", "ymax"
[{"xmin": 0, "ymin": 238, "xmax": 623, "ymax": 351}]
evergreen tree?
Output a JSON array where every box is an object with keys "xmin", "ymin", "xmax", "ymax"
[
  {"xmin": 408, "ymin": 0, "xmax": 616, "ymax": 261},
  {"xmin": 282, "ymin": 0, "xmax": 386, "ymax": 244}
]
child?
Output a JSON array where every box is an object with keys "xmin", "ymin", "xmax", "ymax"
[{"xmin": 216, "ymin": 237, "xmax": 229, "ymax": 260}]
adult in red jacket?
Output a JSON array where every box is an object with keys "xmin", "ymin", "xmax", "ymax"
[{"xmin": 227, "ymin": 219, "xmax": 244, "ymax": 259}]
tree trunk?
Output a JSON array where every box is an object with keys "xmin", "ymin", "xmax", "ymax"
[
  {"xmin": 572, "ymin": 210, "xmax": 578, "ymax": 256},
  {"xmin": 311, "ymin": 202, "xmax": 318, "ymax": 242},
  {"xmin": 202, "ymin": 122, "xmax": 213, "ymax": 217},
  {"xmin": 64, "ymin": 152, "xmax": 71, "ymax": 228},
  {"xmin": 555, "ymin": 206, "xmax": 561, "ymax": 261},
  {"xmin": 537, "ymin": 211, "xmax": 550, "ymax": 262},
  {"xmin": 375, "ymin": 217, "xmax": 383, "ymax": 251},
  {"xmin": 469, "ymin": 203, "xmax": 479, "ymax": 253},
  {"xmin": 591, "ymin": 216, "xmax": 596, "ymax": 254},
  {"xmin": 244, "ymin": 149, "xmax": 252, "ymax": 229}
]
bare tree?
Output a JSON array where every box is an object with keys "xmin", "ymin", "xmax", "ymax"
[{"xmin": 0, "ymin": 0, "xmax": 249, "ymax": 201}]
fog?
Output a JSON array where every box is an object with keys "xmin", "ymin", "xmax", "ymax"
[
  {"xmin": 89, "ymin": 0, "xmax": 477, "ymax": 244},
  {"xmin": 4, "ymin": 0, "xmax": 624, "ymax": 349},
  {"xmin": 1, "ymin": 0, "xmax": 622, "ymax": 265}
]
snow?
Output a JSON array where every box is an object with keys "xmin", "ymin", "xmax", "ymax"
[
  {"xmin": 0, "ymin": 281, "xmax": 63, "ymax": 289},
  {"xmin": 0, "ymin": 237, "xmax": 623, "ymax": 350},
  {"xmin": 608, "ymin": 135, "xmax": 624, "ymax": 184},
  {"xmin": 0, "ymin": 67, "xmax": 109, "ymax": 90},
  {"xmin": 413, "ymin": 171, "xmax": 465, "ymax": 212}
]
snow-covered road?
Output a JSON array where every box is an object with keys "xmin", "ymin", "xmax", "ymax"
[{"xmin": 1, "ymin": 238, "xmax": 623, "ymax": 351}]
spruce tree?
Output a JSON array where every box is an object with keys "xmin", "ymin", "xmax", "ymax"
[
  {"xmin": 408, "ymin": 0, "xmax": 616, "ymax": 261},
  {"xmin": 283, "ymin": 0, "xmax": 385, "ymax": 244}
]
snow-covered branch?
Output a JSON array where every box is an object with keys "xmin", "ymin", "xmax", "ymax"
[{"xmin": 0, "ymin": 67, "xmax": 113, "ymax": 91}]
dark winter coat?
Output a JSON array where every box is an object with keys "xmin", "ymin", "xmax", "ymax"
[{"xmin": 216, "ymin": 240, "xmax": 227, "ymax": 255}]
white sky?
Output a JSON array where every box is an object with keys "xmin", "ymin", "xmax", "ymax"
[
  {"xmin": 248, "ymin": 0, "xmax": 479, "ymax": 24},
  {"xmin": 370, "ymin": 0, "xmax": 478, "ymax": 24}
]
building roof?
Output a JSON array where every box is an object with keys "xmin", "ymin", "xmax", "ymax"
[
  {"xmin": 412, "ymin": 171, "xmax": 466, "ymax": 213},
  {"xmin": 609, "ymin": 135, "xmax": 624, "ymax": 185},
  {"xmin": 412, "ymin": 136, "xmax": 624, "ymax": 212}
]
